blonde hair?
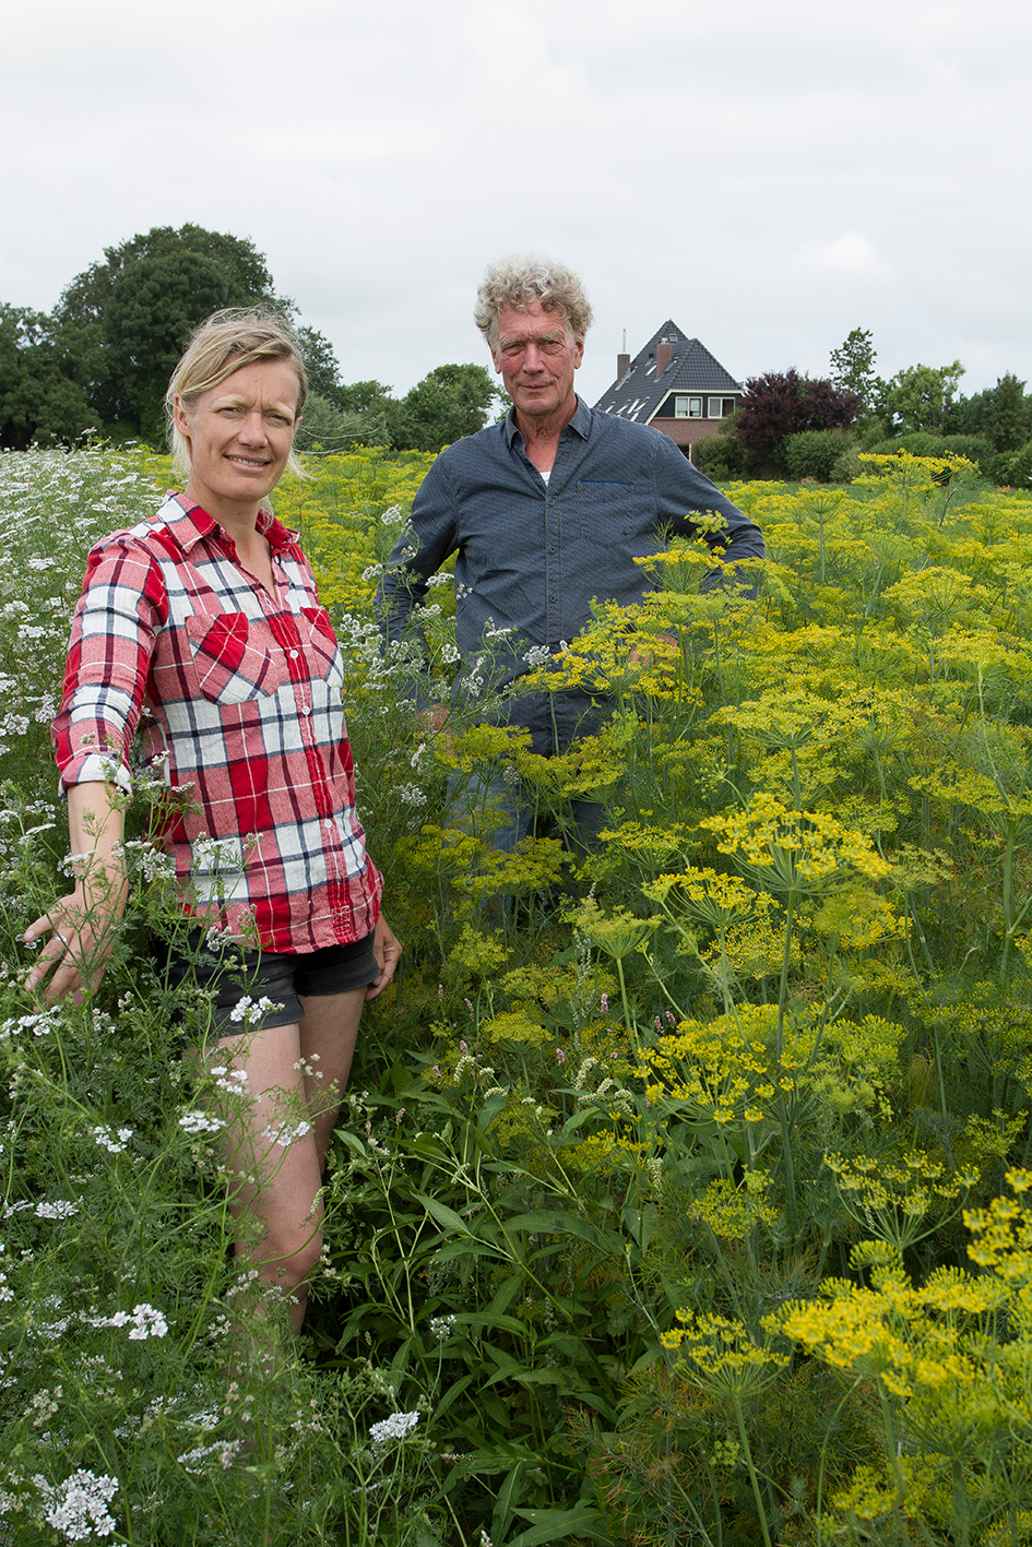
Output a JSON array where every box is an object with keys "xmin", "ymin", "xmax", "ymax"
[
  {"xmin": 474, "ymin": 256, "xmax": 593, "ymax": 352},
  {"xmin": 165, "ymin": 307, "xmax": 309, "ymax": 479}
]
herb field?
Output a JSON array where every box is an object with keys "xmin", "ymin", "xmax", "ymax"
[{"xmin": 3, "ymin": 444, "xmax": 1032, "ymax": 1545}]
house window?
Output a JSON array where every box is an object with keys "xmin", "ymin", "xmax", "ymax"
[
  {"xmin": 707, "ymin": 396, "xmax": 738, "ymax": 418},
  {"xmin": 674, "ymin": 395, "xmax": 704, "ymax": 418}
]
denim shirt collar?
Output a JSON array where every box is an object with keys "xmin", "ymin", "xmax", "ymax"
[{"xmin": 502, "ymin": 395, "xmax": 592, "ymax": 450}]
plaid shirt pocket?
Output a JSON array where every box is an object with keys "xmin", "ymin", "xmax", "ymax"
[
  {"xmin": 301, "ymin": 606, "xmax": 345, "ymax": 687},
  {"xmin": 185, "ymin": 612, "xmax": 288, "ymax": 704}
]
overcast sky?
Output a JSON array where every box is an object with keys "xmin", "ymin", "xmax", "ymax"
[{"xmin": 4, "ymin": 0, "xmax": 1030, "ymax": 407}]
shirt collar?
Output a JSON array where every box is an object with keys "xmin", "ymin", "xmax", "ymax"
[
  {"xmin": 159, "ymin": 493, "xmax": 298, "ymax": 553},
  {"xmin": 503, "ymin": 395, "xmax": 592, "ymax": 448}
]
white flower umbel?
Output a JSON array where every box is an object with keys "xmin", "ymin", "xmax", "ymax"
[
  {"xmin": 91, "ymin": 1125, "xmax": 133, "ymax": 1154},
  {"xmin": 228, "ymin": 995, "xmax": 281, "ymax": 1026},
  {"xmin": 35, "ymin": 1468, "xmax": 118, "ymax": 1541},
  {"xmin": 87, "ymin": 1302, "xmax": 168, "ymax": 1340},
  {"xmin": 35, "ymin": 1200, "xmax": 79, "ymax": 1220},
  {"xmin": 369, "ymin": 1410, "xmax": 421, "ymax": 1446},
  {"xmin": 261, "ymin": 1119, "xmax": 312, "ymax": 1149},
  {"xmin": 178, "ymin": 1110, "xmax": 225, "ymax": 1136}
]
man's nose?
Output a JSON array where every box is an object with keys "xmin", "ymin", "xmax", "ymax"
[{"xmin": 521, "ymin": 342, "xmax": 547, "ymax": 371}]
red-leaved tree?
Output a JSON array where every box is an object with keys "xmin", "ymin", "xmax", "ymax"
[{"xmin": 736, "ymin": 370, "xmax": 861, "ymax": 470}]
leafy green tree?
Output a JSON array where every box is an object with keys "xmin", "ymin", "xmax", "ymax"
[
  {"xmin": 949, "ymin": 373, "xmax": 1031, "ymax": 453},
  {"xmin": 389, "ymin": 363, "xmax": 499, "ymax": 450},
  {"xmin": 879, "ymin": 360, "xmax": 965, "ymax": 433},
  {"xmin": 0, "ymin": 305, "xmax": 93, "ymax": 449},
  {"xmin": 297, "ymin": 325, "xmax": 343, "ymax": 401},
  {"xmin": 333, "ymin": 380, "xmax": 395, "ymax": 444},
  {"xmin": 829, "ymin": 327, "xmax": 879, "ymax": 411},
  {"xmin": 295, "ymin": 393, "xmax": 385, "ymax": 452},
  {"xmin": 52, "ymin": 225, "xmax": 278, "ymax": 439}
]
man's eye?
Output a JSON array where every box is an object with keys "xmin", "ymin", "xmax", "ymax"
[{"xmin": 219, "ymin": 406, "xmax": 244, "ymax": 416}]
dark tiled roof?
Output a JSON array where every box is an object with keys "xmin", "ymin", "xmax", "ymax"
[{"xmin": 594, "ymin": 320, "xmax": 743, "ymax": 423}]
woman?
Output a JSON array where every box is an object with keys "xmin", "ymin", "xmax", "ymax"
[{"xmin": 25, "ymin": 308, "xmax": 401, "ymax": 1332}]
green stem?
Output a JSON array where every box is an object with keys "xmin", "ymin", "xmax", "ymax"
[
  {"xmin": 732, "ymin": 1393, "xmax": 773, "ymax": 1547},
  {"xmin": 616, "ymin": 955, "xmax": 638, "ymax": 1052}
]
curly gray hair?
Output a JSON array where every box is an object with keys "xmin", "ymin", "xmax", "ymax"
[{"xmin": 474, "ymin": 256, "xmax": 593, "ymax": 351}]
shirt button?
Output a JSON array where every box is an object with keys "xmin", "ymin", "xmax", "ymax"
[
  {"xmin": 300, "ymin": 704, "xmax": 311, "ymax": 716},
  {"xmin": 288, "ymin": 649, "xmax": 299, "ymax": 660}
]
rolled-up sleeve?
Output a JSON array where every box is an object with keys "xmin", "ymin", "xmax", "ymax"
[
  {"xmin": 652, "ymin": 433, "xmax": 765, "ymax": 574},
  {"xmin": 52, "ymin": 539, "xmax": 168, "ymax": 793}
]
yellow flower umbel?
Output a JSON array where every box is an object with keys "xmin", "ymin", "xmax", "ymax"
[
  {"xmin": 824, "ymin": 1149, "xmax": 979, "ymax": 1252},
  {"xmin": 700, "ymin": 793, "xmax": 890, "ymax": 898}
]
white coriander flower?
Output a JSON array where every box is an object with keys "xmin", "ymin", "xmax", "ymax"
[
  {"xmin": 522, "ymin": 643, "xmax": 552, "ymax": 667},
  {"xmin": 35, "ymin": 1200, "xmax": 79, "ymax": 1220},
  {"xmin": 36, "ymin": 1467, "xmax": 118, "ymax": 1541},
  {"xmin": 369, "ymin": 1410, "xmax": 421, "ymax": 1446},
  {"xmin": 91, "ymin": 1125, "xmax": 134, "ymax": 1155},
  {"xmin": 178, "ymin": 1110, "xmax": 225, "ymax": 1136},
  {"xmin": 261, "ymin": 1119, "xmax": 312, "ymax": 1148},
  {"xmin": 228, "ymin": 995, "xmax": 281, "ymax": 1026}
]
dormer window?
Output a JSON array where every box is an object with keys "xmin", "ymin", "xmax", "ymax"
[{"xmin": 674, "ymin": 395, "xmax": 704, "ymax": 419}]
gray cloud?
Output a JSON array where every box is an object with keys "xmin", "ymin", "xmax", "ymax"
[{"xmin": 3, "ymin": 0, "xmax": 1030, "ymax": 408}]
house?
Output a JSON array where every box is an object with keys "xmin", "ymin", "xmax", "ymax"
[{"xmin": 594, "ymin": 320, "xmax": 743, "ymax": 457}]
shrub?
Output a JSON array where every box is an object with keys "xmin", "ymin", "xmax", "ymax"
[
  {"xmin": 783, "ymin": 427, "xmax": 856, "ymax": 482},
  {"xmin": 736, "ymin": 370, "xmax": 861, "ymax": 474},
  {"xmin": 996, "ymin": 439, "xmax": 1032, "ymax": 489},
  {"xmin": 693, "ymin": 423, "xmax": 748, "ymax": 482},
  {"xmin": 869, "ymin": 431, "xmax": 993, "ymax": 472}
]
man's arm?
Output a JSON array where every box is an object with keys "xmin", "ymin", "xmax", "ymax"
[
  {"xmin": 375, "ymin": 454, "xmax": 461, "ymax": 651},
  {"xmin": 651, "ymin": 432, "xmax": 765, "ymax": 581}
]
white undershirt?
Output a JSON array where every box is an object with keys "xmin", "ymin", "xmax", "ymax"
[{"xmin": 539, "ymin": 467, "xmax": 551, "ymax": 485}]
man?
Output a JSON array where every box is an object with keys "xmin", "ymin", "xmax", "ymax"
[{"xmin": 377, "ymin": 256, "xmax": 764, "ymax": 846}]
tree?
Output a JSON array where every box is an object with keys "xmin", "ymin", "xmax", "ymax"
[
  {"xmin": 0, "ymin": 305, "xmax": 92, "ymax": 449},
  {"xmin": 389, "ymin": 363, "xmax": 500, "ymax": 450},
  {"xmin": 332, "ymin": 379, "xmax": 395, "ymax": 444},
  {"xmin": 735, "ymin": 370, "xmax": 861, "ymax": 471},
  {"xmin": 830, "ymin": 327, "xmax": 879, "ymax": 412},
  {"xmin": 296, "ymin": 325, "xmax": 343, "ymax": 401},
  {"xmin": 879, "ymin": 361, "xmax": 964, "ymax": 434},
  {"xmin": 52, "ymin": 225, "xmax": 278, "ymax": 438}
]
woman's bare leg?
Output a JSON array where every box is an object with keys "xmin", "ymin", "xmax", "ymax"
[
  {"xmin": 214, "ymin": 1021, "xmax": 325, "ymax": 1333},
  {"xmin": 298, "ymin": 988, "xmax": 366, "ymax": 1170}
]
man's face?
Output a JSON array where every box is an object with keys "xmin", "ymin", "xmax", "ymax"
[{"xmin": 492, "ymin": 301, "xmax": 583, "ymax": 423}]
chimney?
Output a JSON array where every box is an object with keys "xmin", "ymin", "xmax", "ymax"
[
  {"xmin": 655, "ymin": 338, "xmax": 673, "ymax": 377},
  {"xmin": 617, "ymin": 351, "xmax": 630, "ymax": 379}
]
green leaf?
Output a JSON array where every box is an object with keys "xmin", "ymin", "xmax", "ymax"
[
  {"xmin": 506, "ymin": 1503, "xmax": 611, "ymax": 1546},
  {"xmin": 414, "ymin": 1191, "xmax": 475, "ymax": 1236}
]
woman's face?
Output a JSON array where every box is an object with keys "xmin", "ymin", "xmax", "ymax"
[{"xmin": 175, "ymin": 357, "xmax": 302, "ymax": 513}]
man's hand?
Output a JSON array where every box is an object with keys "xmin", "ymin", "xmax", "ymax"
[
  {"xmin": 365, "ymin": 913, "xmax": 403, "ymax": 1000},
  {"xmin": 23, "ymin": 888, "xmax": 123, "ymax": 1005},
  {"xmin": 627, "ymin": 631, "xmax": 678, "ymax": 671}
]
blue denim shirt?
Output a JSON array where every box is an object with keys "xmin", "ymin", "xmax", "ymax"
[{"xmin": 377, "ymin": 397, "xmax": 764, "ymax": 748}]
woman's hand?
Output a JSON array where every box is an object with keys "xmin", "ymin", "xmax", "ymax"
[
  {"xmin": 23, "ymin": 887, "xmax": 124, "ymax": 1005},
  {"xmin": 365, "ymin": 913, "xmax": 403, "ymax": 1000}
]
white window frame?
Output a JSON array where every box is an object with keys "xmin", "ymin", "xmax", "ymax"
[
  {"xmin": 674, "ymin": 395, "xmax": 704, "ymax": 419},
  {"xmin": 707, "ymin": 395, "xmax": 739, "ymax": 418}
]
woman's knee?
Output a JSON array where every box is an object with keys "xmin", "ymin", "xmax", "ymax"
[{"xmin": 256, "ymin": 1223, "xmax": 323, "ymax": 1288}]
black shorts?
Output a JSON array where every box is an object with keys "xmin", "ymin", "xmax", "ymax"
[{"xmin": 162, "ymin": 930, "xmax": 380, "ymax": 1036}]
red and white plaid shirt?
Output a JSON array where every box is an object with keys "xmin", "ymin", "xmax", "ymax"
[{"xmin": 53, "ymin": 494, "xmax": 382, "ymax": 953}]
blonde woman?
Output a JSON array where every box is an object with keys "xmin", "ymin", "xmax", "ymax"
[{"xmin": 26, "ymin": 308, "xmax": 400, "ymax": 1331}]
